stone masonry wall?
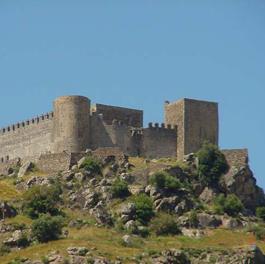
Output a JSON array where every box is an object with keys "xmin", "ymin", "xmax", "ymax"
[
  {"xmin": 222, "ymin": 149, "xmax": 249, "ymax": 168},
  {"xmin": 141, "ymin": 123, "xmax": 177, "ymax": 159},
  {"xmin": 90, "ymin": 114, "xmax": 135, "ymax": 155},
  {"xmin": 0, "ymin": 113, "xmax": 54, "ymax": 162},
  {"xmin": 164, "ymin": 100, "xmax": 184, "ymax": 160},
  {"xmin": 94, "ymin": 104, "xmax": 143, "ymax": 127},
  {"xmin": 165, "ymin": 99, "xmax": 218, "ymax": 160},
  {"xmin": 184, "ymin": 98, "xmax": 218, "ymax": 155}
]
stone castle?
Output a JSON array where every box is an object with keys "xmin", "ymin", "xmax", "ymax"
[{"xmin": 0, "ymin": 95, "xmax": 219, "ymax": 165}]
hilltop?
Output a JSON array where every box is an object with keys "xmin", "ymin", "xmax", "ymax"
[{"xmin": 0, "ymin": 143, "xmax": 265, "ymax": 263}]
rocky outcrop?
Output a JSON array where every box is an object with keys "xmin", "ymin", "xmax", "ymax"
[{"xmin": 221, "ymin": 149, "xmax": 265, "ymax": 211}]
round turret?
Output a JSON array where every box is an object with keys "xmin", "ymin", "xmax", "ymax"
[{"xmin": 52, "ymin": 95, "xmax": 90, "ymax": 153}]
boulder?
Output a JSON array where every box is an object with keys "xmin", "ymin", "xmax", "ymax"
[
  {"xmin": 199, "ymin": 187, "xmax": 219, "ymax": 203},
  {"xmin": 18, "ymin": 161, "xmax": 34, "ymax": 178},
  {"xmin": 77, "ymin": 157, "xmax": 86, "ymax": 169},
  {"xmin": 222, "ymin": 217, "xmax": 243, "ymax": 229},
  {"xmin": 61, "ymin": 170, "xmax": 74, "ymax": 181},
  {"xmin": 67, "ymin": 247, "xmax": 89, "ymax": 256},
  {"xmin": 122, "ymin": 235, "xmax": 133, "ymax": 246},
  {"xmin": 174, "ymin": 199, "xmax": 193, "ymax": 216},
  {"xmin": 26, "ymin": 176, "xmax": 50, "ymax": 188},
  {"xmin": 120, "ymin": 173, "xmax": 134, "ymax": 184},
  {"xmin": 3, "ymin": 230, "xmax": 27, "ymax": 247},
  {"xmin": 153, "ymin": 249, "xmax": 191, "ymax": 264},
  {"xmin": 89, "ymin": 202, "xmax": 112, "ymax": 226},
  {"xmin": 83, "ymin": 192, "xmax": 99, "ymax": 210},
  {"xmin": 155, "ymin": 196, "xmax": 179, "ymax": 212},
  {"xmin": 197, "ymin": 213, "xmax": 222, "ymax": 228}
]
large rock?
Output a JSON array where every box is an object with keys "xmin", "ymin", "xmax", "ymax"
[
  {"xmin": 153, "ymin": 249, "xmax": 191, "ymax": 264},
  {"xmin": 221, "ymin": 149, "xmax": 265, "ymax": 211},
  {"xmin": 18, "ymin": 161, "xmax": 34, "ymax": 178},
  {"xmin": 199, "ymin": 187, "xmax": 219, "ymax": 203},
  {"xmin": 197, "ymin": 213, "xmax": 222, "ymax": 228}
]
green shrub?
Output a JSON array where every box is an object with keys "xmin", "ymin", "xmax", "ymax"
[
  {"xmin": 256, "ymin": 207, "xmax": 265, "ymax": 221},
  {"xmin": 196, "ymin": 142, "xmax": 228, "ymax": 185},
  {"xmin": 214, "ymin": 194, "xmax": 243, "ymax": 216},
  {"xmin": 111, "ymin": 179, "xmax": 130, "ymax": 198},
  {"xmin": 79, "ymin": 156, "xmax": 102, "ymax": 175},
  {"xmin": 149, "ymin": 171, "xmax": 182, "ymax": 191},
  {"xmin": 248, "ymin": 225, "xmax": 265, "ymax": 240},
  {"xmin": 32, "ymin": 214, "xmax": 65, "ymax": 243},
  {"xmin": 133, "ymin": 194, "xmax": 154, "ymax": 224},
  {"xmin": 150, "ymin": 213, "xmax": 180, "ymax": 236},
  {"xmin": 0, "ymin": 244, "xmax": 10, "ymax": 256},
  {"xmin": 41, "ymin": 256, "xmax": 49, "ymax": 264},
  {"xmin": 23, "ymin": 184, "xmax": 62, "ymax": 219},
  {"xmin": 8, "ymin": 258, "xmax": 24, "ymax": 264},
  {"xmin": 188, "ymin": 210, "xmax": 199, "ymax": 228},
  {"xmin": 17, "ymin": 233, "xmax": 30, "ymax": 248}
]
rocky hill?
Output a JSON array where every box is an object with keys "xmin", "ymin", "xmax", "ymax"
[{"xmin": 0, "ymin": 144, "xmax": 265, "ymax": 264}]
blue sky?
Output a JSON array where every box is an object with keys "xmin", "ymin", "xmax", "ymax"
[{"xmin": 0, "ymin": 1, "xmax": 264, "ymax": 187}]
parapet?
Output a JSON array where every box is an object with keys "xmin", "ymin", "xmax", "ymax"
[
  {"xmin": 0, "ymin": 112, "xmax": 54, "ymax": 135},
  {"xmin": 147, "ymin": 122, "xmax": 177, "ymax": 130}
]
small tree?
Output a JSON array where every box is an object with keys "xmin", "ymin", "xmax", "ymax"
[
  {"xmin": 111, "ymin": 179, "xmax": 130, "ymax": 198},
  {"xmin": 31, "ymin": 214, "xmax": 64, "ymax": 243},
  {"xmin": 149, "ymin": 171, "xmax": 182, "ymax": 191},
  {"xmin": 23, "ymin": 184, "xmax": 62, "ymax": 219},
  {"xmin": 133, "ymin": 194, "xmax": 154, "ymax": 224},
  {"xmin": 256, "ymin": 207, "xmax": 265, "ymax": 221},
  {"xmin": 150, "ymin": 213, "xmax": 180, "ymax": 236},
  {"xmin": 196, "ymin": 142, "xmax": 228, "ymax": 185},
  {"xmin": 214, "ymin": 194, "xmax": 243, "ymax": 216},
  {"xmin": 79, "ymin": 156, "xmax": 102, "ymax": 175}
]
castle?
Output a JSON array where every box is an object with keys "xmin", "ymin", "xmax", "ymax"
[{"xmin": 0, "ymin": 95, "xmax": 218, "ymax": 165}]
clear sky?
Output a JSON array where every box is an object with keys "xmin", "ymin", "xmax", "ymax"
[{"xmin": 0, "ymin": 1, "xmax": 264, "ymax": 187}]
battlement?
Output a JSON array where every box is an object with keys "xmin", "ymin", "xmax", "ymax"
[{"xmin": 0, "ymin": 112, "xmax": 54, "ymax": 135}]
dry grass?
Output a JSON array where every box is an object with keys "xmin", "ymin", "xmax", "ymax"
[
  {"xmin": 0, "ymin": 180, "xmax": 21, "ymax": 201},
  {"xmin": 0, "ymin": 225, "xmax": 263, "ymax": 264}
]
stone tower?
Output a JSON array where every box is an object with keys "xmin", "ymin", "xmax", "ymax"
[
  {"xmin": 52, "ymin": 95, "xmax": 91, "ymax": 153},
  {"xmin": 164, "ymin": 98, "xmax": 218, "ymax": 160}
]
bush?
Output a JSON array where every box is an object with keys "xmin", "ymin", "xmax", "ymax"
[
  {"xmin": 31, "ymin": 214, "xmax": 64, "ymax": 243},
  {"xmin": 248, "ymin": 225, "xmax": 265, "ymax": 240},
  {"xmin": 79, "ymin": 156, "xmax": 102, "ymax": 175},
  {"xmin": 214, "ymin": 194, "xmax": 243, "ymax": 216},
  {"xmin": 23, "ymin": 184, "xmax": 62, "ymax": 219},
  {"xmin": 111, "ymin": 179, "xmax": 130, "ymax": 198},
  {"xmin": 133, "ymin": 194, "xmax": 154, "ymax": 224},
  {"xmin": 150, "ymin": 213, "xmax": 180, "ymax": 236},
  {"xmin": 188, "ymin": 210, "xmax": 199, "ymax": 228},
  {"xmin": 0, "ymin": 244, "xmax": 10, "ymax": 256},
  {"xmin": 196, "ymin": 142, "xmax": 228, "ymax": 185},
  {"xmin": 256, "ymin": 207, "xmax": 265, "ymax": 221},
  {"xmin": 149, "ymin": 171, "xmax": 182, "ymax": 191}
]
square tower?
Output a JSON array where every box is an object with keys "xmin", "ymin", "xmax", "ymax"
[{"xmin": 164, "ymin": 98, "xmax": 218, "ymax": 160}]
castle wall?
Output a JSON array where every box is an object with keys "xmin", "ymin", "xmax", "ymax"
[
  {"xmin": 222, "ymin": 149, "xmax": 248, "ymax": 168},
  {"xmin": 0, "ymin": 113, "xmax": 53, "ymax": 162},
  {"xmin": 141, "ymin": 123, "xmax": 177, "ymax": 159},
  {"xmin": 90, "ymin": 115, "xmax": 134, "ymax": 155},
  {"xmin": 94, "ymin": 104, "xmax": 143, "ymax": 127}
]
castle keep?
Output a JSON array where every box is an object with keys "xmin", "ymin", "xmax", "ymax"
[{"xmin": 0, "ymin": 95, "xmax": 218, "ymax": 164}]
